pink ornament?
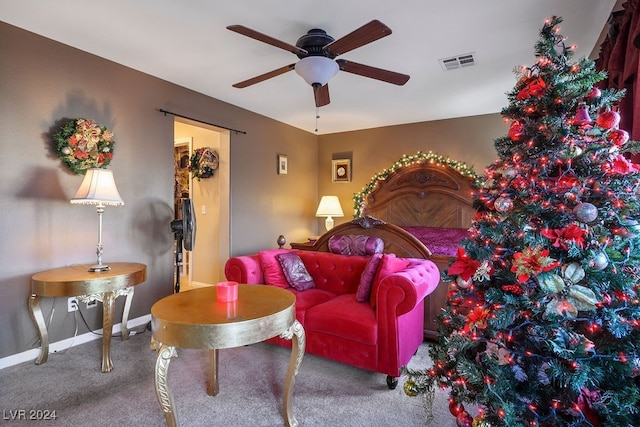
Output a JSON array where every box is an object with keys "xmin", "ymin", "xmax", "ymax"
[
  {"xmin": 596, "ymin": 110, "xmax": 621, "ymax": 130},
  {"xmin": 606, "ymin": 129, "xmax": 629, "ymax": 147},
  {"xmin": 573, "ymin": 103, "xmax": 591, "ymax": 125},
  {"xmin": 586, "ymin": 87, "xmax": 602, "ymax": 100}
]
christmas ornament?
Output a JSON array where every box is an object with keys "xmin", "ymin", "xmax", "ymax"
[
  {"xmin": 596, "ymin": 110, "xmax": 621, "ymax": 130},
  {"xmin": 574, "ymin": 103, "xmax": 591, "ymax": 125},
  {"xmin": 591, "ymin": 252, "xmax": 608, "ymax": 270},
  {"xmin": 606, "ymin": 129, "xmax": 629, "ymax": 147},
  {"xmin": 503, "ymin": 167, "xmax": 518, "ymax": 179},
  {"xmin": 449, "ymin": 399, "xmax": 464, "ymax": 416},
  {"xmin": 508, "ymin": 120, "xmax": 524, "ymax": 141},
  {"xmin": 586, "ymin": 86, "xmax": 601, "ymax": 100},
  {"xmin": 573, "ymin": 202, "xmax": 598, "ymax": 223},
  {"xmin": 456, "ymin": 412, "xmax": 473, "ymax": 427},
  {"xmin": 403, "ymin": 379, "xmax": 418, "ymax": 397},
  {"xmin": 494, "ymin": 196, "xmax": 514, "ymax": 213},
  {"xmin": 456, "ymin": 275, "xmax": 473, "ymax": 289}
]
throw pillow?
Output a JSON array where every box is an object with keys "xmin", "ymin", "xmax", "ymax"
[
  {"xmin": 370, "ymin": 253, "xmax": 410, "ymax": 309},
  {"xmin": 276, "ymin": 252, "xmax": 316, "ymax": 291},
  {"xmin": 258, "ymin": 249, "xmax": 290, "ymax": 288},
  {"xmin": 328, "ymin": 234, "xmax": 384, "ymax": 256},
  {"xmin": 355, "ymin": 253, "xmax": 383, "ymax": 302}
]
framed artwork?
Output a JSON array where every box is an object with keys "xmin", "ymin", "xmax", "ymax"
[
  {"xmin": 278, "ymin": 154, "xmax": 288, "ymax": 175},
  {"xmin": 332, "ymin": 159, "xmax": 351, "ymax": 182}
]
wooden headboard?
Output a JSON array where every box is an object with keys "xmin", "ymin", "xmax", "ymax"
[{"xmin": 362, "ymin": 162, "xmax": 476, "ymax": 229}]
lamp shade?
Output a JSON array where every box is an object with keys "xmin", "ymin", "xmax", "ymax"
[
  {"xmin": 71, "ymin": 168, "xmax": 124, "ymax": 206},
  {"xmin": 295, "ymin": 56, "xmax": 339, "ymax": 87},
  {"xmin": 315, "ymin": 196, "xmax": 344, "ymax": 217}
]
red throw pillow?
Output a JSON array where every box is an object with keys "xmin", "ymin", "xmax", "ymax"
[
  {"xmin": 258, "ymin": 249, "xmax": 290, "ymax": 288},
  {"xmin": 355, "ymin": 253, "xmax": 383, "ymax": 302},
  {"xmin": 276, "ymin": 252, "xmax": 316, "ymax": 291},
  {"xmin": 370, "ymin": 254, "xmax": 410, "ymax": 309}
]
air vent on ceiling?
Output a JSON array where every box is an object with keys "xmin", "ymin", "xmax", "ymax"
[{"xmin": 438, "ymin": 53, "xmax": 476, "ymax": 71}]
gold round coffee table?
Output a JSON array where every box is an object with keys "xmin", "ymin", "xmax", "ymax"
[
  {"xmin": 29, "ymin": 262, "xmax": 147, "ymax": 373},
  {"xmin": 151, "ymin": 284, "xmax": 305, "ymax": 427}
]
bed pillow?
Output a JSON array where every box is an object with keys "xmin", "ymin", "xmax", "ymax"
[
  {"xmin": 370, "ymin": 253, "xmax": 410, "ymax": 309},
  {"xmin": 258, "ymin": 249, "xmax": 290, "ymax": 288},
  {"xmin": 276, "ymin": 252, "xmax": 316, "ymax": 291},
  {"xmin": 328, "ymin": 234, "xmax": 384, "ymax": 256},
  {"xmin": 356, "ymin": 253, "xmax": 383, "ymax": 302}
]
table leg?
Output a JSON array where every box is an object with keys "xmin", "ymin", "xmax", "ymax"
[
  {"xmin": 120, "ymin": 287, "xmax": 134, "ymax": 340},
  {"xmin": 207, "ymin": 349, "xmax": 219, "ymax": 396},
  {"xmin": 155, "ymin": 343, "xmax": 178, "ymax": 427},
  {"xmin": 280, "ymin": 320, "xmax": 305, "ymax": 427},
  {"xmin": 101, "ymin": 291, "xmax": 115, "ymax": 373},
  {"xmin": 28, "ymin": 294, "xmax": 49, "ymax": 365}
]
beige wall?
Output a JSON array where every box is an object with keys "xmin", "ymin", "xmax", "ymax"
[
  {"xmin": 316, "ymin": 115, "xmax": 502, "ymax": 230},
  {"xmin": 0, "ymin": 21, "xmax": 505, "ymax": 361}
]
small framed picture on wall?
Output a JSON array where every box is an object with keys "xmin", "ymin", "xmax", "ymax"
[
  {"xmin": 332, "ymin": 159, "xmax": 351, "ymax": 183},
  {"xmin": 278, "ymin": 154, "xmax": 288, "ymax": 175}
]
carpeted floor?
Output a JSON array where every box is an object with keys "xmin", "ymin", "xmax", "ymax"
[{"xmin": 0, "ymin": 327, "xmax": 456, "ymax": 426}]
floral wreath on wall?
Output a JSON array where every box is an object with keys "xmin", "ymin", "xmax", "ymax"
[
  {"xmin": 189, "ymin": 147, "xmax": 219, "ymax": 180},
  {"xmin": 352, "ymin": 151, "xmax": 483, "ymax": 218},
  {"xmin": 52, "ymin": 118, "xmax": 115, "ymax": 175}
]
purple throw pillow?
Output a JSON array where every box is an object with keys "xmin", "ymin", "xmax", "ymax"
[
  {"xmin": 276, "ymin": 252, "xmax": 315, "ymax": 291},
  {"xmin": 356, "ymin": 253, "xmax": 383, "ymax": 302},
  {"xmin": 328, "ymin": 235, "xmax": 384, "ymax": 256}
]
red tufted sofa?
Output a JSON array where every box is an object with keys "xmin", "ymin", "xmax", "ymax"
[{"xmin": 224, "ymin": 249, "xmax": 440, "ymax": 388}]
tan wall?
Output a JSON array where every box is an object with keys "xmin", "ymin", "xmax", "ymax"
[{"xmin": 316, "ymin": 115, "xmax": 502, "ymax": 230}]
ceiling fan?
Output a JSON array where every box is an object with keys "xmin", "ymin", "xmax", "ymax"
[{"xmin": 227, "ymin": 20, "xmax": 410, "ymax": 107}]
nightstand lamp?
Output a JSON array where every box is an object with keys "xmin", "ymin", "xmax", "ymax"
[{"xmin": 316, "ymin": 195, "xmax": 344, "ymax": 231}]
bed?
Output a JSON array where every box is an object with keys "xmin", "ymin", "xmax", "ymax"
[{"xmin": 292, "ymin": 157, "xmax": 478, "ymax": 339}]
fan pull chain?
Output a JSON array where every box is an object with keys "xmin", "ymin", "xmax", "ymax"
[{"xmin": 315, "ymin": 107, "xmax": 320, "ymax": 133}]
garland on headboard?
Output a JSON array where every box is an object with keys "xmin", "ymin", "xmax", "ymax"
[{"xmin": 353, "ymin": 151, "xmax": 483, "ymax": 218}]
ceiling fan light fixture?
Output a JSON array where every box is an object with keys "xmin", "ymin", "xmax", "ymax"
[{"xmin": 295, "ymin": 56, "xmax": 339, "ymax": 87}]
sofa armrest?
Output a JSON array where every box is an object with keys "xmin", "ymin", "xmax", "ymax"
[
  {"xmin": 376, "ymin": 258, "xmax": 440, "ymax": 315},
  {"xmin": 224, "ymin": 255, "xmax": 264, "ymax": 284}
]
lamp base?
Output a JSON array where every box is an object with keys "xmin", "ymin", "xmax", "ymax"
[
  {"xmin": 324, "ymin": 216, "xmax": 335, "ymax": 231},
  {"xmin": 88, "ymin": 264, "xmax": 111, "ymax": 272}
]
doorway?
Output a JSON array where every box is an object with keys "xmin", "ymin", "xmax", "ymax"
[{"xmin": 174, "ymin": 119, "xmax": 231, "ymax": 290}]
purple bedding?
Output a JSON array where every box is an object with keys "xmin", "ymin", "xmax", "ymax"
[{"xmin": 400, "ymin": 226, "xmax": 469, "ymax": 257}]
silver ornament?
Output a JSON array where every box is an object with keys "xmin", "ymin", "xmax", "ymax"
[
  {"xmin": 591, "ymin": 252, "xmax": 608, "ymax": 270},
  {"xmin": 494, "ymin": 196, "xmax": 514, "ymax": 213},
  {"xmin": 456, "ymin": 276, "xmax": 473, "ymax": 289},
  {"xmin": 573, "ymin": 203, "xmax": 598, "ymax": 223}
]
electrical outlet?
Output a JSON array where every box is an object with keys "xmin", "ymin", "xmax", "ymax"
[
  {"xmin": 86, "ymin": 299, "xmax": 97, "ymax": 309},
  {"xmin": 67, "ymin": 297, "xmax": 78, "ymax": 312}
]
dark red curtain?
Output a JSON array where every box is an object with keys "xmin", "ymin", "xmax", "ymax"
[{"xmin": 595, "ymin": 1, "xmax": 640, "ymax": 161}]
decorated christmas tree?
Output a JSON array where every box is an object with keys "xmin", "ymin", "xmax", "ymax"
[{"xmin": 404, "ymin": 17, "xmax": 640, "ymax": 427}]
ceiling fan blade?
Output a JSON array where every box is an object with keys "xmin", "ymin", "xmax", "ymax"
[
  {"xmin": 314, "ymin": 84, "xmax": 330, "ymax": 107},
  {"xmin": 324, "ymin": 20, "xmax": 392, "ymax": 56},
  {"xmin": 336, "ymin": 59, "xmax": 410, "ymax": 85},
  {"xmin": 227, "ymin": 25, "xmax": 308, "ymax": 56},
  {"xmin": 232, "ymin": 64, "xmax": 296, "ymax": 88}
]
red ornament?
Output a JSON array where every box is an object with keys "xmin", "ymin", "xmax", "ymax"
[
  {"xmin": 456, "ymin": 412, "xmax": 473, "ymax": 427},
  {"xmin": 606, "ymin": 129, "xmax": 629, "ymax": 147},
  {"xmin": 508, "ymin": 120, "xmax": 524, "ymax": 141},
  {"xmin": 586, "ymin": 86, "xmax": 602, "ymax": 100},
  {"xmin": 596, "ymin": 110, "xmax": 621, "ymax": 129},
  {"xmin": 449, "ymin": 399, "xmax": 464, "ymax": 416}
]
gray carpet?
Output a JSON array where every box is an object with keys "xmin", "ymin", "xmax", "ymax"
[{"xmin": 0, "ymin": 327, "xmax": 456, "ymax": 426}]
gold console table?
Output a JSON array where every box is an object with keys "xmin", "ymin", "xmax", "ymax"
[
  {"xmin": 151, "ymin": 284, "xmax": 305, "ymax": 427},
  {"xmin": 29, "ymin": 262, "xmax": 147, "ymax": 373}
]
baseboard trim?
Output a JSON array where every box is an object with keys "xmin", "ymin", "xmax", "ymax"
[{"xmin": 0, "ymin": 314, "xmax": 151, "ymax": 371}]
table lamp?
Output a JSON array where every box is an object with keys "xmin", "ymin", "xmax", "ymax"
[
  {"xmin": 315, "ymin": 195, "xmax": 344, "ymax": 231},
  {"xmin": 71, "ymin": 168, "xmax": 124, "ymax": 272}
]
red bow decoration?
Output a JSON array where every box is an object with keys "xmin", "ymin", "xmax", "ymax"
[
  {"xmin": 448, "ymin": 247, "xmax": 481, "ymax": 281},
  {"xmin": 541, "ymin": 224, "xmax": 586, "ymax": 250},
  {"xmin": 516, "ymin": 77, "xmax": 547, "ymax": 100}
]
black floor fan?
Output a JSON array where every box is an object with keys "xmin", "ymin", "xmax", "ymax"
[{"xmin": 171, "ymin": 198, "xmax": 197, "ymax": 293}]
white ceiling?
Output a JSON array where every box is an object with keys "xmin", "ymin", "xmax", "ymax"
[{"xmin": 2, "ymin": 0, "xmax": 617, "ymax": 135}]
